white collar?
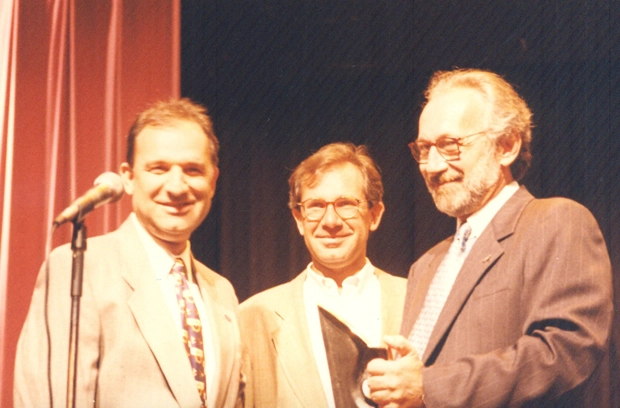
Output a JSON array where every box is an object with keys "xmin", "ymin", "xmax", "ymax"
[
  {"xmin": 130, "ymin": 213, "xmax": 193, "ymax": 281},
  {"xmin": 305, "ymin": 258, "xmax": 375, "ymax": 293},
  {"xmin": 461, "ymin": 181, "xmax": 519, "ymax": 238}
]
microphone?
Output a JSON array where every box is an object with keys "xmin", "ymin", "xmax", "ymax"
[{"xmin": 53, "ymin": 172, "xmax": 124, "ymax": 226}]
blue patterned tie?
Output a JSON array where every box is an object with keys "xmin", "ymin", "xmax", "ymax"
[
  {"xmin": 171, "ymin": 258, "xmax": 207, "ymax": 407},
  {"xmin": 408, "ymin": 223, "xmax": 472, "ymax": 358}
]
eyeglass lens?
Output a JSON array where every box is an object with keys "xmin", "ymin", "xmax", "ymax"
[
  {"xmin": 411, "ymin": 138, "xmax": 460, "ymax": 163},
  {"xmin": 301, "ymin": 197, "xmax": 361, "ymax": 220},
  {"xmin": 409, "ymin": 131, "xmax": 487, "ymax": 163}
]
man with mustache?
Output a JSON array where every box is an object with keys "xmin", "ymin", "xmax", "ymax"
[
  {"xmin": 239, "ymin": 142, "xmax": 407, "ymax": 407},
  {"xmin": 15, "ymin": 99, "xmax": 242, "ymax": 408},
  {"xmin": 366, "ymin": 69, "xmax": 613, "ymax": 407}
]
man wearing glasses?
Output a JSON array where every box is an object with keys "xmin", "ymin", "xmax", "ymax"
[
  {"xmin": 366, "ymin": 68, "xmax": 613, "ymax": 407},
  {"xmin": 239, "ymin": 142, "xmax": 406, "ymax": 407}
]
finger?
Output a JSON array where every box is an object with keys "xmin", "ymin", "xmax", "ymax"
[
  {"xmin": 369, "ymin": 388, "xmax": 406, "ymax": 408},
  {"xmin": 383, "ymin": 334, "xmax": 418, "ymax": 358},
  {"xmin": 368, "ymin": 388, "xmax": 393, "ymax": 404},
  {"xmin": 366, "ymin": 357, "xmax": 390, "ymax": 374}
]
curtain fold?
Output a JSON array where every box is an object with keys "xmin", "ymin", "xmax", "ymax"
[
  {"xmin": 0, "ymin": 1, "xmax": 179, "ymax": 405},
  {"xmin": 0, "ymin": 0, "xmax": 19, "ymax": 401}
]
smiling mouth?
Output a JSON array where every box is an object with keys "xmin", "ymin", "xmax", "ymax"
[
  {"xmin": 318, "ymin": 235, "xmax": 349, "ymax": 245},
  {"xmin": 161, "ymin": 202, "xmax": 193, "ymax": 214},
  {"xmin": 436, "ymin": 180, "xmax": 458, "ymax": 188},
  {"xmin": 429, "ymin": 175, "xmax": 462, "ymax": 189}
]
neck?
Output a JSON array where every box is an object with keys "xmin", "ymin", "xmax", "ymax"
[
  {"xmin": 155, "ymin": 237, "xmax": 187, "ymax": 256},
  {"xmin": 310, "ymin": 259, "xmax": 366, "ymax": 287},
  {"xmin": 458, "ymin": 170, "xmax": 514, "ymax": 223}
]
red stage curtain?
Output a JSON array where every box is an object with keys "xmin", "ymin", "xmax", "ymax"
[{"xmin": 0, "ymin": 0, "xmax": 180, "ymax": 405}]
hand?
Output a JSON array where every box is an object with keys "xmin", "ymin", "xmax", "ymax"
[{"xmin": 365, "ymin": 335, "xmax": 425, "ymax": 408}]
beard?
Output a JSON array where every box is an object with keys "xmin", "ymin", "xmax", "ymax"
[{"xmin": 424, "ymin": 151, "xmax": 502, "ymax": 218}]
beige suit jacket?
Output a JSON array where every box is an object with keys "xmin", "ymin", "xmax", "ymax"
[
  {"xmin": 14, "ymin": 217, "xmax": 242, "ymax": 408},
  {"xmin": 402, "ymin": 186, "xmax": 613, "ymax": 407},
  {"xmin": 239, "ymin": 268, "xmax": 407, "ymax": 408}
]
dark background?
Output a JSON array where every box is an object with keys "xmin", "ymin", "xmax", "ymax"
[{"xmin": 181, "ymin": 0, "xmax": 619, "ymax": 398}]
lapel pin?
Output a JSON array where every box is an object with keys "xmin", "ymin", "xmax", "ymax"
[{"xmin": 482, "ymin": 255, "xmax": 491, "ymax": 263}]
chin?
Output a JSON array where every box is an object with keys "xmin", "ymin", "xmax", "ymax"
[
  {"xmin": 432, "ymin": 192, "xmax": 464, "ymax": 213},
  {"xmin": 316, "ymin": 252, "xmax": 348, "ymax": 266},
  {"xmin": 156, "ymin": 223, "xmax": 192, "ymax": 238}
]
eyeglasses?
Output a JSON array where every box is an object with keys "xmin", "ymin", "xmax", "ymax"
[
  {"xmin": 297, "ymin": 196, "xmax": 367, "ymax": 221},
  {"xmin": 408, "ymin": 131, "xmax": 488, "ymax": 164}
]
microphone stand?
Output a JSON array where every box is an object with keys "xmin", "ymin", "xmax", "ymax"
[{"xmin": 66, "ymin": 218, "xmax": 87, "ymax": 408}]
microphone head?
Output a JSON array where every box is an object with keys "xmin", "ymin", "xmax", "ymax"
[
  {"xmin": 52, "ymin": 172, "xmax": 125, "ymax": 227},
  {"xmin": 94, "ymin": 172, "xmax": 124, "ymax": 203}
]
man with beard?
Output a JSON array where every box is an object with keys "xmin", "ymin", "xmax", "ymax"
[{"xmin": 365, "ymin": 69, "xmax": 613, "ymax": 407}]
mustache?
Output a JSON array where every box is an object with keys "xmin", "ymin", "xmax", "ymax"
[{"xmin": 426, "ymin": 171, "xmax": 463, "ymax": 188}]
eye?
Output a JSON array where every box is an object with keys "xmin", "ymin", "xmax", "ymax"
[
  {"xmin": 304, "ymin": 199, "xmax": 326, "ymax": 210},
  {"xmin": 147, "ymin": 164, "xmax": 168, "ymax": 174},
  {"xmin": 185, "ymin": 166, "xmax": 205, "ymax": 176},
  {"xmin": 437, "ymin": 138, "xmax": 459, "ymax": 152},
  {"xmin": 335, "ymin": 197, "xmax": 358, "ymax": 209},
  {"xmin": 416, "ymin": 142, "xmax": 431, "ymax": 154}
]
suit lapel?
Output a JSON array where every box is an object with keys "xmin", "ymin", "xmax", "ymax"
[
  {"xmin": 272, "ymin": 273, "xmax": 328, "ymax": 407},
  {"xmin": 377, "ymin": 269, "xmax": 406, "ymax": 340},
  {"xmin": 422, "ymin": 187, "xmax": 535, "ymax": 361},
  {"xmin": 423, "ymin": 233, "xmax": 505, "ymax": 361},
  {"xmin": 195, "ymin": 267, "xmax": 238, "ymax": 408},
  {"xmin": 118, "ymin": 220, "xmax": 201, "ymax": 408}
]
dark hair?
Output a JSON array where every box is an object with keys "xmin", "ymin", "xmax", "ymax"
[
  {"xmin": 126, "ymin": 98, "xmax": 219, "ymax": 167},
  {"xmin": 425, "ymin": 69, "xmax": 533, "ymax": 181},
  {"xmin": 288, "ymin": 142, "xmax": 384, "ymax": 209}
]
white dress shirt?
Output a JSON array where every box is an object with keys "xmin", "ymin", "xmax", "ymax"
[
  {"xmin": 463, "ymin": 181, "xmax": 520, "ymax": 243},
  {"xmin": 303, "ymin": 259, "xmax": 382, "ymax": 408},
  {"xmin": 130, "ymin": 213, "xmax": 217, "ymax": 404}
]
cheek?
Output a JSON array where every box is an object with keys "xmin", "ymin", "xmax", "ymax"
[
  {"xmin": 190, "ymin": 179, "xmax": 214, "ymax": 198},
  {"xmin": 133, "ymin": 174, "xmax": 161, "ymax": 194},
  {"xmin": 345, "ymin": 221, "xmax": 367, "ymax": 239},
  {"xmin": 304, "ymin": 222, "xmax": 319, "ymax": 238}
]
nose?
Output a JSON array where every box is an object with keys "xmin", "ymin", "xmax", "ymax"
[
  {"xmin": 320, "ymin": 203, "xmax": 343, "ymax": 228},
  {"xmin": 422, "ymin": 145, "xmax": 449, "ymax": 174},
  {"xmin": 164, "ymin": 166, "xmax": 190, "ymax": 195}
]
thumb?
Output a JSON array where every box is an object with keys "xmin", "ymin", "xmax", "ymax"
[{"xmin": 383, "ymin": 335, "xmax": 418, "ymax": 359}]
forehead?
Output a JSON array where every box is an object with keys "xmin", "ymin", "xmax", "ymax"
[
  {"xmin": 300, "ymin": 163, "xmax": 365, "ymax": 199},
  {"xmin": 134, "ymin": 121, "xmax": 211, "ymax": 161},
  {"xmin": 418, "ymin": 88, "xmax": 488, "ymax": 141}
]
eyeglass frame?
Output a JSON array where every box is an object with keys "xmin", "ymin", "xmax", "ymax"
[
  {"xmin": 295, "ymin": 196, "xmax": 369, "ymax": 221},
  {"xmin": 408, "ymin": 130, "xmax": 489, "ymax": 164}
]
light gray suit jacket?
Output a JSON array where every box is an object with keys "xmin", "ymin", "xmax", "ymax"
[
  {"xmin": 14, "ymin": 217, "xmax": 242, "ymax": 408},
  {"xmin": 239, "ymin": 268, "xmax": 407, "ymax": 408},
  {"xmin": 402, "ymin": 186, "xmax": 613, "ymax": 407}
]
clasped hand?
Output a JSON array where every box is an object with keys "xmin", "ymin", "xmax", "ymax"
[{"xmin": 365, "ymin": 335, "xmax": 425, "ymax": 408}]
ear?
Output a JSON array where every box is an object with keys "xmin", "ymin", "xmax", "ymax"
[
  {"xmin": 209, "ymin": 166, "xmax": 220, "ymax": 195},
  {"xmin": 119, "ymin": 162, "xmax": 135, "ymax": 195},
  {"xmin": 498, "ymin": 133, "xmax": 522, "ymax": 168},
  {"xmin": 368, "ymin": 201, "xmax": 385, "ymax": 232},
  {"xmin": 292, "ymin": 208, "xmax": 305, "ymax": 236}
]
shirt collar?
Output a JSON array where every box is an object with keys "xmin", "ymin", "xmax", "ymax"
[
  {"xmin": 130, "ymin": 213, "xmax": 193, "ymax": 281},
  {"xmin": 305, "ymin": 258, "xmax": 374, "ymax": 293},
  {"xmin": 460, "ymin": 181, "xmax": 519, "ymax": 238}
]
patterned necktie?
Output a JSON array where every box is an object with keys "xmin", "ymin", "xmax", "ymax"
[
  {"xmin": 171, "ymin": 258, "xmax": 207, "ymax": 407},
  {"xmin": 408, "ymin": 222, "xmax": 472, "ymax": 358}
]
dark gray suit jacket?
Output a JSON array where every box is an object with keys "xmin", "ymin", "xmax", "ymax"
[{"xmin": 401, "ymin": 186, "xmax": 613, "ymax": 407}]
